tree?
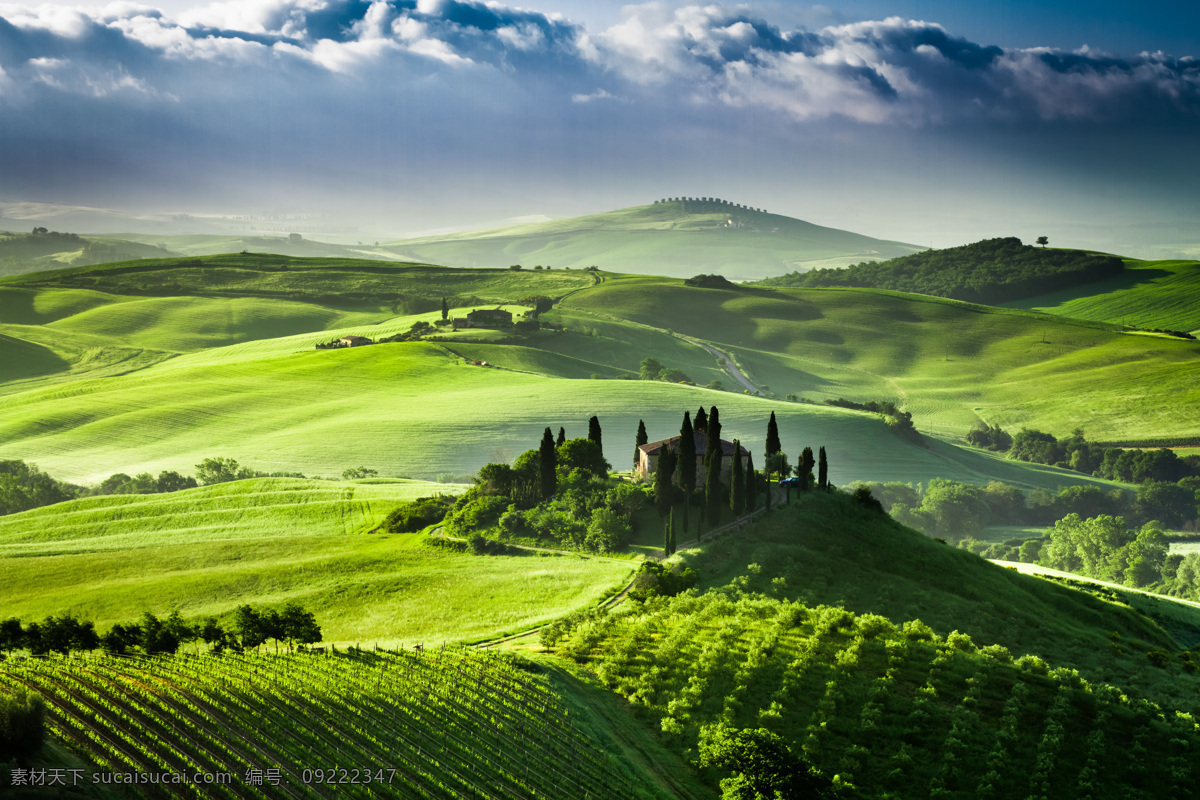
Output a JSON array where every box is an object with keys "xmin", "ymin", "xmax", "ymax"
[
  {"xmin": 705, "ymin": 435, "xmax": 723, "ymax": 528},
  {"xmin": 765, "ymin": 412, "xmax": 781, "ymax": 473},
  {"xmin": 539, "ymin": 427, "xmax": 557, "ymax": 500},
  {"xmin": 280, "ymin": 603, "xmax": 322, "ymax": 650},
  {"xmin": 556, "ymin": 427, "xmax": 566, "ymax": 447},
  {"xmin": 557, "ymin": 437, "xmax": 608, "ymax": 477},
  {"xmin": 635, "ymin": 419, "xmax": 648, "ymax": 469},
  {"xmin": 195, "ymin": 457, "xmax": 243, "ymax": 485},
  {"xmin": 799, "ymin": 448, "xmax": 815, "ymax": 491},
  {"xmin": 695, "ymin": 406, "xmax": 708, "ymax": 434},
  {"xmin": 729, "ymin": 440, "xmax": 745, "ymax": 516},
  {"xmin": 677, "ymin": 412, "xmax": 697, "ymax": 495},
  {"xmin": 441, "ymin": 297, "xmax": 449, "ymax": 320},
  {"xmin": 744, "ymin": 452, "xmax": 757, "ymax": 513},
  {"xmin": 1036, "ymin": 235, "xmax": 1049, "ymax": 248},
  {"xmin": 818, "ymin": 446, "xmax": 828, "ymax": 491},
  {"xmin": 588, "ymin": 416, "xmax": 603, "ymax": 457},
  {"xmin": 0, "ymin": 688, "xmax": 46, "ymax": 766},
  {"xmin": 706, "ymin": 407, "xmax": 722, "ymax": 465},
  {"xmin": 639, "ymin": 358, "xmax": 665, "ymax": 380},
  {"xmin": 654, "ymin": 444, "xmax": 677, "ymax": 519},
  {"xmin": 234, "ymin": 605, "xmax": 267, "ymax": 651},
  {"xmin": 698, "ymin": 725, "xmax": 835, "ymax": 800}
]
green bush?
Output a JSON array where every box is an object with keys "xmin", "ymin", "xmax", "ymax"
[
  {"xmin": 0, "ymin": 689, "xmax": 45, "ymax": 765},
  {"xmin": 380, "ymin": 496, "xmax": 455, "ymax": 533}
]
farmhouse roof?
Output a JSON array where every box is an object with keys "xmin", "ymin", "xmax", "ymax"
[{"xmin": 638, "ymin": 431, "xmax": 749, "ymax": 458}]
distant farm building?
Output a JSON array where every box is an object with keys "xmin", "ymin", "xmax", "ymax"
[
  {"xmin": 339, "ymin": 336, "xmax": 373, "ymax": 347},
  {"xmin": 289, "ymin": 233, "xmax": 303, "ymax": 242},
  {"xmin": 455, "ymin": 309, "xmax": 513, "ymax": 330},
  {"xmin": 636, "ymin": 432, "xmax": 750, "ymax": 483}
]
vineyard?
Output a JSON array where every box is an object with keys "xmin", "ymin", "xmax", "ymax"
[
  {"xmin": 0, "ymin": 647, "xmax": 654, "ymax": 800},
  {"xmin": 552, "ymin": 591, "xmax": 1200, "ymax": 799}
]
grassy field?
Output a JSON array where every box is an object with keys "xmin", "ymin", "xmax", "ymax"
[
  {"xmin": 0, "ymin": 478, "xmax": 631, "ymax": 647},
  {"xmin": 1005, "ymin": 258, "xmax": 1200, "ymax": 332},
  {"xmin": 561, "ymin": 276, "xmax": 1200, "ymax": 439},
  {"xmin": 382, "ymin": 202, "xmax": 924, "ymax": 280}
]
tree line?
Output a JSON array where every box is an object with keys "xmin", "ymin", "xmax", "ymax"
[
  {"xmin": 753, "ymin": 237, "xmax": 1125, "ymax": 304},
  {"xmin": 0, "ymin": 604, "xmax": 321, "ymax": 659},
  {"xmin": 969, "ymin": 425, "xmax": 1200, "ymax": 485}
]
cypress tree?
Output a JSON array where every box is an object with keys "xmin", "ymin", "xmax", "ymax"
[
  {"xmin": 669, "ymin": 508, "xmax": 676, "ymax": 555},
  {"xmin": 654, "ymin": 445, "xmax": 676, "ymax": 519},
  {"xmin": 694, "ymin": 406, "xmax": 708, "ymax": 434},
  {"xmin": 678, "ymin": 412, "xmax": 697, "ymax": 497},
  {"xmin": 588, "ymin": 416, "xmax": 603, "ymax": 456},
  {"xmin": 539, "ymin": 427, "xmax": 557, "ymax": 499},
  {"xmin": 705, "ymin": 406, "xmax": 721, "ymax": 465},
  {"xmin": 729, "ymin": 440, "xmax": 744, "ymax": 516},
  {"xmin": 704, "ymin": 441, "xmax": 722, "ymax": 528},
  {"xmin": 745, "ymin": 452, "xmax": 757, "ymax": 513},
  {"xmin": 765, "ymin": 411, "xmax": 781, "ymax": 472},
  {"xmin": 441, "ymin": 297, "xmax": 449, "ymax": 320},
  {"xmin": 818, "ymin": 446, "xmax": 828, "ymax": 491},
  {"xmin": 635, "ymin": 419, "xmax": 648, "ymax": 470},
  {"xmin": 799, "ymin": 447, "xmax": 815, "ymax": 492},
  {"xmin": 556, "ymin": 427, "xmax": 566, "ymax": 447}
]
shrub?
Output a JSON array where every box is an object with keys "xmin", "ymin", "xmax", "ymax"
[
  {"xmin": 380, "ymin": 496, "xmax": 455, "ymax": 533},
  {"xmin": 0, "ymin": 689, "xmax": 45, "ymax": 765}
]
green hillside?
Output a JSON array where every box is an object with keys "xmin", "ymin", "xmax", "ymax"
[
  {"xmin": 111, "ymin": 231, "xmax": 423, "ymax": 263},
  {"xmin": 1005, "ymin": 257, "xmax": 1200, "ymax": 333},
  {"xmin": 0, "ymin": 478, "xmax": 630, "ymax": 647},
  {"xmin": 560, "ymin": 276, "xmax": 1200, "ymax": 439},
  {"xmin": 382, "ymin": 201, "xmax": 924, "ymax": 280},
  {"xmin": 550, "ymin": 493, "xmax": 1200, "ymax": 799},
  {"xmin": 753, "ymin": 237, "xmax": 1125, "ymax": 304}
]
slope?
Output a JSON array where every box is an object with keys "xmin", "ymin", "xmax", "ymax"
[
  {"xmin": 560, "ymin": 276, "xmax": 1200, "ymax": 440},
  {"xmin": 550, "ymin": 492, "xmax": 1200, "ymax": 799},
  {"xmin": 0, "ymin": 230, "xmax": 174, "ymax": 277},
  {"xmin": 1004, "ymin": 257, "xmax": 1200, "ymax": 333},
  {"xmin": 382, "ymin": 200, "xmax": 924, "ymax": 280},
  {"xmin": 0, "ymin": 477, "xmax": 630, "ymax": 646}
]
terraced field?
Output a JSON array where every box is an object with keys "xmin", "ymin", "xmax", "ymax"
[
  {"xmin": 0, "ymin": 479, "xmax": 630, "ymax": 647},
  {"xmin": 0, "ymin": 647, "xmax": 689, "ymax": 799}
]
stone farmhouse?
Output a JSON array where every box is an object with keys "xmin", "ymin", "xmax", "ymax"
[
  {"xmin": 636, "ymin": 431, "xmax": 750, "ymax": 483},
  {"xmin": 452, "ymin": 309, "xmax": 514, "ymax": 330}
]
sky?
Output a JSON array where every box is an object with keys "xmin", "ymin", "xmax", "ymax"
[{"xmin": 0, "ymin": 0, "xmax": 1197, "ymax": 251}]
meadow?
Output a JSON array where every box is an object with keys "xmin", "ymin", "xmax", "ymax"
[{"xmin": 0, "ymin": 478, "xmax": 630, "ymax": 647}]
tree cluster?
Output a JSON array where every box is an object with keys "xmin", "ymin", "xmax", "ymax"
[
  {"xmin": 824, "ymin": 398, "xmax": 920, "ymax": 441},
  {"xmin": 998, "ymin": 427, "xmax": 1200, "ymax": 484},
  {"xmin": 379, "ymin": 495, "xmax": 456, "ymax": 533},
  {"xmin": 754, "ymin": 237, "xmax": 1126, "ymax": 304},
  {"xmin": 639, "ymin": 357, "xmax": 693, "ymax": 384},
  {"xmin": 0, "ymin": 604, "xmax": 321, "ymax": 659},
  {"xmin": 683, "ymin": 274, "xmax": 739, "ymax": 290}
]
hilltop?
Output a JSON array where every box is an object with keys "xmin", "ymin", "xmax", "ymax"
[
  {"xmin": 753, "ymin": 237, "xmax": 1126, "ymax": 304},
  {"xmin": 381, "ymin": 199, "xmax": 924, "ymax": 280},
  {"xmin": 0, "ymin": 229, "xmax": 174, "ymax": 277}
]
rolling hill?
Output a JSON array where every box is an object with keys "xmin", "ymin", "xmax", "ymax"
[
  {"xmin": 381, "ymin": 200, "xmax": 925, "ymax": 280},
  {"xmin": 0, "ymin": 230, "xmax": 176, "ymax": 277},
  {"xmin": 1003, "ymin": 257, "xmax": 1200, "ymax": 333}
]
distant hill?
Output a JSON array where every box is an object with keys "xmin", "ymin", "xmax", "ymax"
[
  {"xmin": 381, "ymin": 199, "xmax": 925, "ymax": 280},
  {"xmin": 113, "ymin": 231, "xmax": 419, "ymax": 263},
  {"xmin": 754, "ymin": 237, "xmax": 1125, "ymax": 303},
  {"xmin": 0, "ymin": 229, "xmax": 175, "ymax": 277}
]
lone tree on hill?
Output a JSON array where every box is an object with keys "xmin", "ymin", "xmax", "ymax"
[
  {"xmin": 556, "ymin": 427, "xmax": 566, "ymax": 447},
  {"xmin": 588, "ymin": 416, "xmax": 603, "ymax": 457},
  {"xmin": 729, "ymin": 440, "xmax": 745, "ymax": 516},
  {"xmin": 695, "ymin": 406, "xmax": 708, "ymax": 434},
  {"xmin": 539, "ymin": 428, "xmax": 557, "ymax": 499},
  {"xmin": 1036, "ymin": 235, "xmax": 1049, "ymax": 248},
  {"xmin": 818, "ymin": 446, "xmax": 829, "ymax": 491},
  {"xmin": 441, "ymin": 297, "xmax": 449, "ymax": 320},
  {"xmin": 745, "ymin": 452, "xmax": 757, "ymax": 513},
  {"xmin": 799, "ymin": 447, "xmax": 815, "ymax": 492},
  {"xmin": 635, "ymin": 419, "xmax": 648, "ymax": 469}
]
